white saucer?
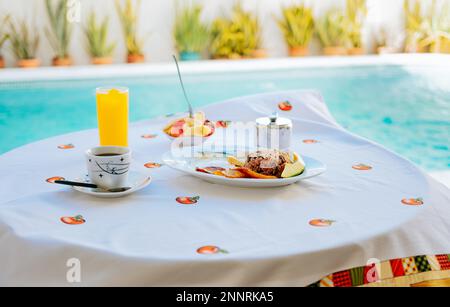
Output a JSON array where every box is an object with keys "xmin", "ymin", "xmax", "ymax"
[{"xmin": 73, "ymin": 171, "xmax": 151, "ymax": 198}]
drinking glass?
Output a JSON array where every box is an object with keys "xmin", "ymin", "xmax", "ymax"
[{"xmin": 96, "ymin": 87, "xmax": 129, "ymax": 147}]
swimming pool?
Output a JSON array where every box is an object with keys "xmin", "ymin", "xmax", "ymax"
[{"xmin": 1, "ymin": 56, "xmax": 449, "ymax": 171}]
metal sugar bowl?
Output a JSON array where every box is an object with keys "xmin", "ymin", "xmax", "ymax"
[{"xmin": 255, "ymin": 113, "xmax": 292, "ymax": 150}]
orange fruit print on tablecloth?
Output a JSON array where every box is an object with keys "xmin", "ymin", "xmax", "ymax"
[
  {"xmin": 401, "ymin": 198, "xmax": 424, "ymax": 206},
  {"xmin": 197, "ymin": 246, "xmax": 228, "ymax": 255},
  {"xmin": 46, "ymin": 176, "xmax": 65, "ymax": 183},
  {"xmin": 61, "ymin": 215, "xmax": 86, "ymax": 225},
  {"xmin": 141, "ymin": 134, "xmax": 158, "ymax": 139},
  {"xmin": 352, "ymin": 164, "xmax": 373, "ymax": 171},
  {"xmin": 58, "ymin": 144, "xmax": 74, "ymax": 150},
  {"xmin": 278, "ymin": 101, "xmax": 292, "ymax": 111},
  {"xmin": 303, "ymin": 139, "xmax": 319, "ymax": 144},
  {"xmin": 144, "ymin": 162, "xmax": 162, "ymax": 169},
  {"xmin": 309, "ymin": 219, "xmax": 335, "ymax": 227},
  {"xmin": 176, "ymin": 196, "xmax": 200, "ymax": 205}
]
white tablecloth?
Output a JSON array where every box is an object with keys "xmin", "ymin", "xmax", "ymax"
[{"xmin": 0, "ymin": 90, "xmax": 449, "ymax": 286}]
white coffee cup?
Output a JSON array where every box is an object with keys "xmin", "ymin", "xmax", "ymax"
[{"xmin": 86, "ymin": 146, "xmax": 131, "ymax": 189}]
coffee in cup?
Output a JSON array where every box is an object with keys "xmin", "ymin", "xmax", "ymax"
[{"xmin": 86, "ymin": 146, "xmax": 131, "ymax": 189}]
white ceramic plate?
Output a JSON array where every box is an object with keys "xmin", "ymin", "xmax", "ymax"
[
  {"xmin": 72, "ymin": 171, "xmax": 151, "ymax": 198},
  {"xmin": 162, "ymin": 149, "xmax": 326, "ymax": 188}
]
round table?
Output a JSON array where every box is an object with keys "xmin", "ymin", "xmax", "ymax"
[{"xmin": 0, "ymin": 91, "xmax": 449, "ymax": 286}]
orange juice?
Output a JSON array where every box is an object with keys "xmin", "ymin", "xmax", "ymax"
[{"xmin": 96, "ymin": 87, "xmax": 129, "ymax": 147}]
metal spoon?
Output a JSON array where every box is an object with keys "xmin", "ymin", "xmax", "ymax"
[
  {"xmin": 173, "ymin": 54, "xmax": 194, "ymax": 118},
  {"xmin": 54, "ymin": 180, "xmax": 132, "ymax": 193}
]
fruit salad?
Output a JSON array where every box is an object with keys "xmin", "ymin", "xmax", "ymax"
[{"xmin": 163, "ymin": 112, "xmax": 215, "ymax": 139}]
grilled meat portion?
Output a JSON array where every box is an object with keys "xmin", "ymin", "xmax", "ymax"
[{"xmin": 244, "ymin": 150, "xmax": 291, "ymax": 177}]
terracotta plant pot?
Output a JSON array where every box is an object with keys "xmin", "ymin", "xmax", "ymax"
[
  {"xmin": 127, "ymin": 54, "xmax": 145, "ymax": 63},
  {"xmin": 251, "ymin": 49, "xmax": 267, "ymax": 59},
  {"xmin": 212, "ymin": 54, "xmax": 242, "ymax": 60},
  {"xmin": 405, "ymin": 45, "xmax": 428, "ymax": 53},
  {"xmin": 52, "ymin": 57, "xmax": 73, "ymax": 67},
  {"xmin": 17, "ymin": 58, "xmax": 41, "ymax": 68},
  {"xmin": 289, "ymin": 46, "xmax": 309, "ymax": 57},
  {"xmin": 377, "ymin": 46, "xmax": 396, "ymax": 55},
  {"xmin": 92, "ymin": 57, "xmax": 113, "ymax": 65},
  {"xmin": 0, "ymin": 56, "xmax": 4, "ymax": 69},
  {"xmin": 347, "ymin": 47, "xmax": 364, "ymax": 56},
  {"xmin": 212, "ymin": 55, "xmax": 227, "ymax": 60},
  {"xmin": 429, "ymin": 38, "xmax": 450, "ymax": 53},
  {"xmin": 179, "ymin": 51, "xmax": 201, "ymax": 61},
  {"xmin": 323, "ymin": 46, "xmax": 347, "ymax": 56},
  {"xmin": 439, "ymin": 39, "xmax": 450, "ymax": 53},
  {"xmin": 229, "ymin": 53, "xmax": 243, "ymax": 60}
]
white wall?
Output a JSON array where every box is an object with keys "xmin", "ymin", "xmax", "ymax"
[{"xmin": 0, "ymin": 0, "xmax": 408, "ymax": 67}]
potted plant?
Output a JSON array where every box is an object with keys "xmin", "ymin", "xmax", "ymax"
[
  {"xmin": 374, "ymin": 28, "xmax": 398, "ymax": 54},
  {"xmin": 237, "ymin": 6, "xmax": 265, "ymax": 58},
  {"xmin": 416, "ymin": 1, "xmax": 450, "ymax": 53},
  {"xmin": 115, "ymin": 0, "xmax": 145, "ymax": 63},
  {"xmin": 173, "ymin": 3, "xmax": 209, "ymax": 61},
  {"xmin": 45, "ymin": 0, "xmax": 73, "ymax": 66},
  {"xmin": 210, "ymin": 4, "xmax": 264, "ymax": 59},
  {"xmin": 317, "ymin": 9, "xmax": 348, "ymax": 56},
  {"xmin": 277, "ymin": 5, "xmax": 314, "ymax": 57},
  {"xmin": 345, "ymin": 0, "xmax": 367, "ymax": 55},
  {"xmin": 210, "ymin": 17, "xmax": 236, "ymax": 59},
  {"xmin": 0, "ymin": 16, "xmax": 9, "ymax": 68},
  {"xmin": 404, "ymin": 0, "xmax": 427, "ymax": 53},
  {"xmin": 84, "ymin": 12, "xmax": 116, "ymax": 65},
  {"xmin": 8, "ymin": 18, "xmax": 40, "ymax": 68},
  {"xmin": 232, "ymin": 3, "xmax": 267, "ymax": 58}
]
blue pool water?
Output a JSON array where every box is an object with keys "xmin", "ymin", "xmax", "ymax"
[{"xmin": 0, "ymin": 65, "xmax": 449, "ymax": 171}]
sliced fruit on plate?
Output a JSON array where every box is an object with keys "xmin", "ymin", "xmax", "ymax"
[
  {"xmin": 281, "ymin": 152, "xmax": 306, "ymax": 178},
  {"xmin": 221, "ymin": 169, "xmax": 247, "ymax": 178},
  {"xmin": 292, "ymin": 152, "xmax": 301, "ymax": 163},
  {"xmin": 163, "ymin": 112, "xmax": 215, "ymax": 138},
  {"xmin": 235, "ymin": 167, "xmax": 278, "ymax": 179},
  {"xmin": 168, "ymin": 120, "xmax": 184, "ymax": 137},
  {"xmin": 193, "ymin": 111, "xmax": 206, "ymax": 123},
  {"xmin": 196, "ymin": 166, "xmax": 226, "ymax": 174},
  {"xmin": 227, "ymin": 156, "xmax": 245, "ymax": 167},
  {"xmin": 212, "ymin": 170, "xmax": 226, "ymax": 176},
  {"xmin": 183, "ymin": 123, "xmax": 213, "ymax": 137},
  {"xmin": 281, "ymin": 160, "xmax": 305, "ymax": 178}
]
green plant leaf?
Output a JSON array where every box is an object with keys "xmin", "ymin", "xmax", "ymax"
[
  {"xmin": 116, "ymin": 0, "xmax": 144, "ymax": 56},
  {"xmin": 7, "ymin": 17, "xmax": 40, "ymax": 60},
  {"xmin": 84, "ymin": 11, "xmax": 116, "ymax": 58},
  {"xmin": 45, "ymin": 0, "xmax": 72, "ymax": 59}
]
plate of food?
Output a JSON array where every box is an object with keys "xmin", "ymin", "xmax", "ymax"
[
  {"xmin": 162, "ymin": 148, "xmax": 326, "ymax": 188},
  {"xmin": 163, "ymin": 111, "xmax": 215, "ymax": 146}
]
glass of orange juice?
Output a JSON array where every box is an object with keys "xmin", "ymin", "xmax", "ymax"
[{"xmin": 96, "ymin": 87, "xmax": 129, "ymax": 147}]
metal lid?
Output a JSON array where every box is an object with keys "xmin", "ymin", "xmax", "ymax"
[{"xmin": 256, "ymin": 113, "xmax": 292, "ymax": 129}]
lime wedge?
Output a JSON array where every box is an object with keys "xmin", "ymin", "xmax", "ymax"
[{"xmin": 281, "ymin": 160, "xmax": 305, "ymax": 178}]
